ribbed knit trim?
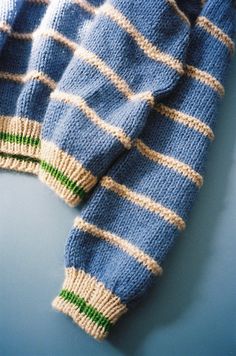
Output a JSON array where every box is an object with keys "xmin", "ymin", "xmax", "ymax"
[
  {"xmin": 0, "ymin": 152, "xmax": 39, "ymax": 174},
  {"xmin": 0, "ymin": 116, "xmax": 41, "ymax": 174},
  {"xmin": 39, "ymin": 140, "xmax": 97, "ymax": 207},
  {"xmin": 52, "ymin": 267, "xmax": 127, "ymax": 340},
  {"xmin": 0, "ymin": 116, "xmax": 41, "ymax": 157}
]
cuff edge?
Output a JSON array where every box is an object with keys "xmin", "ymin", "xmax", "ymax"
[{"xmin": 52, "ymin": 267, "xmax": 127, "ymax": 340}]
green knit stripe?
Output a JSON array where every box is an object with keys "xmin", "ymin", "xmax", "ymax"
[
  {"xmin": 0, "ymin": 131, "xmax": 40, "ymax": 147},
  {"xmin": 59, "ymin": 289, "xmax": 111, "ymax": 332},
  {"xmin": 0, "ymin": 152, "xmax": 40, "ymax": 164},
  {"xmin": 40, "ymin": 160, "xmax": 86, "ymax": 198}
]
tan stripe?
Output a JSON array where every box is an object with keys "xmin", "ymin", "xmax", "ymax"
[
  {"xmin": 36, "ymin": 28, "xmax": 221, "ymax": 100},
  {"xmin": 36, "ymin": 28, "xmax": 153, "ymax": 104},
  {"xmin": 101, "ymin": 176, "xmax": 185, "ymax": 230},
  {"xmin": 0, "ymin": 22, "xmax": 11, "ymax": 34},
  {"xmin": 0, "ymin": 116, "xmax": 41, "ymax": 158},
  {"xmin": 35, "ymin": 28, "xmax": 77, "ymax": 50},
  {"xmin": 135, "ymin": 139, "xmax": 203, "ymax": 188},
  {"xmin": 58, "ymin": 267, "xmax": 127, "ymax": 323},
  {"xmin": 71, "ymin": 0, "xmax": 96, "ymax": 14},
  {"xmin": 27, "ymin": 0, "xmax": 49, "ymax": 4},
  {"xmin": 0, "ymin": 27, "xmax": 214, "ymax": 139},
  {"xmin": 97, "ymin": 4, "xmax": 184, "ymax": 74},
  {"xmin": 74, "ymin": 46, "xmax": 135, "ymax": 100},
  {"xmin": 75, "ymin": 217, "xmax": 163, "ymax": 275},
  {"xmin": 10, "ymin": 31, "xmax": 33, "ymax": 41},
  {"xmin": 166, "ymin": 0, "xmax": 190, "ymax": 26},
  {"xmin": 51, "ymin": 90, "xmax": 132, "ymax": 149},
  {"xmin": 0, "ymin": 155, "xmax": 39, "ymax": 175},
  {"xmin": 196, "ymin": 16, "xmax": 235, "ymax": 54},
  {"xmin": 185, "ymin": 65, "xmax": 224, "ymax": 96},
  {"xmin": 0, "ymin": 70, "xmax": 56, "ymax": 90},
  {"xmin": 37, "ymin": 29, "xmax": 214, "ymax": 140},
  {"xmin": 156, "ymin": 103, "xmax": 214, "ymax": 140},
  {"xmin": 1, "ymin": 20, "xmax": 224, "ymax": 97},
  {"xmin": 70, "ymin": 2, "xmax": 223, "ymax": 96}
]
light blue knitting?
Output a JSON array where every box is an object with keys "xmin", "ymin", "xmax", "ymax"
[{"xmin": 0, "ymin": 0, "xmax": 234, "ymax": 340}]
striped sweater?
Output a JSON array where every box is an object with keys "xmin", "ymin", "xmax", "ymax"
[{"xmin": 0, "ymin": 0, "xmax": 235, "ymax": 340}]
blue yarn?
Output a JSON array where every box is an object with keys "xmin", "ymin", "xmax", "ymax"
[{"xmin": 0, "ymin": 0, "xmax": 235, "ymax": 334}]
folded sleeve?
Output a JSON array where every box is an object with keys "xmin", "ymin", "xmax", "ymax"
[{"xmin": 52, "ymin": 0, "xmax": 235, "ymax": 340}]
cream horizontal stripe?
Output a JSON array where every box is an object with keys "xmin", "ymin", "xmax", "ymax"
[
  {"xmin": 0, "ymin": 27, "xmax": 215, "ymax": 139},
  {"xmin": 196, "ymin": 16, "xmax": 235, "ymax": 54},
  {"xmin": 166, "ymin": 0, "xmax": 190, "ymax": 26},
  {"xmin": 0, "ymin": 19, "xmax": 224, "ymax": 97},
  {"xmin": 135, "ymin": 139, "xmax": 203, "ymax": 188},
  {"xmin": 70, "ymin": 2, "xmax": 223, "ymax": 96},
  {"xmin": 27, "ymin": 0, "xmax": 49, "ymax": 4},
  {"xmin": 71, "ymin": 1, "xmax": 184, "ymax": 74},
  {"xmin": 97, "ymin": 4, "xmax": 184, "ymax": 74},
  {"xmin": 101, "ymin": 176, "xmax": 185, "ymax": 230},
  {"xmin": 74, "ymin": 47, "xmax": 134, "ymax": 99},
  {"xmin": 40, "ymin": 29, "xmax": 213, "ymax": 139},
  {"xmin": 72, "ymin": 0, "xmax": 96, "ymax": 14},
  {"xmin": 60, "ymin": 267, "xmax": 127, "ymax": 323},
  {"xmin": 185, "ymin": 64, "xmax": 224, "ymax": 96},
  {"xmin": 35, "ymin": 28, "xmax": 77, "ymax": 50},
  {"xmin": 51, "ymin": 90, "xmax": 132, "ymax": 149},
  {"xmin": 0, "ymin": 22, "xmax": 11, "ymax": 34},
  {"xmin": 156, "ymin": 103, "xmax": 214, "ymax": 140},
  {"xmin": 10, "ymin": 31, "xmax": 33, "ymax": 41},
  {"xmin": 34, "ymin": 29, "xmax": 216, "ymax": 139},
  {"xmin": 0, "ymin": 70, "xmax": 56, "ymax": 90},
  {"xmin": 36, "ymin": 28, "xmax": 154, "ymax": 104},
  {"xmin": 74, "ymin": 217, "xmax": 163, "ymax": 275},
  {"xmin": 41, "ymin": 140, "xmax": 97, "ymax": 192}
]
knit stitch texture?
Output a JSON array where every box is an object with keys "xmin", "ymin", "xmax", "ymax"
[{"xmin": 0, "ymin": 0, "xmax": 235, "ymax": 340}]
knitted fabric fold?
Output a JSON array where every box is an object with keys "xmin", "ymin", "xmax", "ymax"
[{"xmin": 0, "ymin": 0, "xmax": 235, "ymax": 340}]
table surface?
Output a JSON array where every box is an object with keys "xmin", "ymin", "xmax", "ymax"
[{"xmin": 1, "ymin": 53, "xmax": 236, "ymax": 356}]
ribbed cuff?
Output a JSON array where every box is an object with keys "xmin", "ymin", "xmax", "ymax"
[
  {"xmin": 0, "ymin": 116, "xmax": 41, "ymax": 174},
  {"xmin": 0, "ymin": 152, "xmax": 39, "ymax": 174},
  {"xmin": 52, "ymin": 268, "xmax": 127, "ymax": 340},
  {"xmin": 39, "ymin": 141, "xmax": 97, "ymax": 207}
]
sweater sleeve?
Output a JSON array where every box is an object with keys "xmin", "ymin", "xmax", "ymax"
[
  {"xmin": 0, "ymin": 0, "xmax": 24, "ymax": 51},
  {"xmin": 52, "ymin": 1, "xmax": 235, "ymax": 340}
]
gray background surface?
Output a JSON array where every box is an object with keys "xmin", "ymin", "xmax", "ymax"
[{"xmin": 0, "ymin": 54, "xmax": 236, "ymax": 356}]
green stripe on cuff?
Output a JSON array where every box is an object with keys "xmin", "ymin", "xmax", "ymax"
[
  {"xmin": 0, "ymin": 152, "xmax": 40, "ymax": 163},
  {"xmin": 0, "ymin": 131, "xmax": 40, "ymax": 147},
  {"xmin": 40, "ymin": 160, "xmax": 86, "ymax": 198},
  {"xmin": 59, "ymin": 289, "xmax": 111, "ymax": 332}
]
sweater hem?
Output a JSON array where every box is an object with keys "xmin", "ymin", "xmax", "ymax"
[
  {"xmin": 0, "ymin": 116, "xmax": 41, "ymax": 174},
  {"xmin": 0, "ymin": 152, "xmax": 39, "ymax": 175},
  {"xmin": 52, "ymin": 267, "xmax": 127, "ymax": 340},
  {"xmin": 0, "ymin": 115, "xmax": 41, "ymax": 157}
]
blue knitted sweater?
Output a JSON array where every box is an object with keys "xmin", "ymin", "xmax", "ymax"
[{"xmin": 0, "ymin": 0, "xmax": 235, "ymax": 340}]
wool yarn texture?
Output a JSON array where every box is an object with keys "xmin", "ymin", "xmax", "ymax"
[{"xmin": 0, "ymin": 0, "xmax": 235, "ymax": 340}]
